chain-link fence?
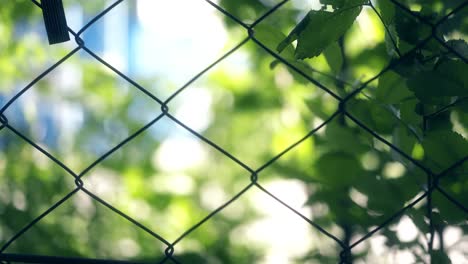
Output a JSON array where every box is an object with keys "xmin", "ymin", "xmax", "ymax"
[{"xmin": 0, "ymin": 0, "xmax": 467, "ymax": 263}]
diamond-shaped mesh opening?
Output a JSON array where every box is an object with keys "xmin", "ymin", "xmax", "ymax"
[
  {"xmin": 76, "ymin": 0, "xmax": 246, "ymax": 100},
  {"xmin": 174, "ymin": 186, "xmax": 342, "ymax": 264},
  {"xmin": 0, "ymin": 133, "xmax": 76, "ymax": 253},
  {"xmin": 168, "ymin": 41, "xmax": 339, "ymax": 169},
  {"xmin": 1, "ymin": 0, "xmax": 467, "ymax": 263},
  {"xmin": 3, "ymin": 191, "xmax": 167, "ymax": 262},
  {"xmin": 83, "ymin": 117, "xmax": 253, "ymax": 246},
  {"xmin": 3, "ymin": 50, "xmax": 162, "ymax": 173},
  {"xmin": 255, "ymin": 117, "xmax": 429, "ymax": 243}
]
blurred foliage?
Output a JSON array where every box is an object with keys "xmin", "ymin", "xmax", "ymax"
[{"xmin": 1, "ymin": 0, "xmax": 467, "ymax": 264}]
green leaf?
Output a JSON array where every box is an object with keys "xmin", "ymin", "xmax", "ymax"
[
  {"xmin": 446, "ymin": 39, "xmax": 468, "ymax": 59},
  {"xmin": 347, "ymin": 99, "xmax": 397, "ymax": 134},
  {"xmin": 400, "ymin": 99, "xmax": 421, "ymax": 126},
  {"xmin": 422, "ymin": 131, "xmax": 468, "ymax": 173},
  {"xmin": 395, "ymin": 8, "xmax": 431, "ymax": 45},
  {"xmin": 354, "ymin": 175, "xmax": 421, "ymax": 214},
  {"xmin": 437, "ymin": 59, "xmax": 468, "ymax": 88},
  {"xmin": 315, "ymin": 152, "xmax": 364, "ymax": 186},
  {"xmin": 284, "ymin": 58, "xmax": 321, "ymax": 85},
  {"xmin": 376, "ymin": 71, "xmax": 413, "ymax": 104},
  {"xmin": 323, "ymin": 42, "xmax": 343, "ymax": 74},
  {"xmin": 254, "ymin": 24, "xmax": 295, "ymax": 59},
  {"xmin": 325, "ymin": 122, "xmax": 370, "ymax": 155},
  {"xmin": 391, "ymin": 52, "xmax": 425, "ymax": 76},
  {"xmin": 430, "ymin": 250, "xmax": 452, "ymax": 264},
  {"xmin": 406, "ymin": 62, "xmax": 468, "ymax": 103},
  {"xmin": 384, "ymin": 24, "xmax": 399, "ymax": 57},
  {"xmin": 278, "ymin": 2, "xmax": 363, "ymax": 59},
  {"xmin": 392, "ymin": 124, "xmax": 417, "ymax": 159},
  {"xmin": 377, "ymin": 0, "xmax": 399, "ymax": 56},
  {"xmin": 406, "ymin": 208, "xmax": 429, "ymax": 234},
  {"xmin": 377, "ymin": 0, "xmax": 395, "ymax": 24},
  {"xmin": 426, "ymin": 112, "xmax": 452, "ymax": 132},
  {"xmin": 433, "ymin": 190, "xmax": 468, "ymax": 224},
  {"xmin": 319, "ymin": 0, "xmax": 345, "ymax": 9},
  {"xmin": 277, "ymin": 14, "xmax": 309, "ymax": 53},
  {"xmin": 456, "ymin": 100, "xmax": 468, "ymax": 119}
]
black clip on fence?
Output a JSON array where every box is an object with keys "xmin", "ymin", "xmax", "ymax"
[
  {"xmin": 41, "ymin": 0, "xmax": 70, "ymax": 45},
  {"xmin": 0, "ymin": 0, "xmax": 467, "ymax": 264}
]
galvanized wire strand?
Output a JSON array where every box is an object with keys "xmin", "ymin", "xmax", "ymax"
[
  {"xmin": 254, "ymin": 183, "xmax": 345, "ymax": 248},
  {"xmin": 78, "ymin": 113, "xmax": 166, "ymax": 178},
  {"xmin": 166, "ymin": 113, "xmax": 255, "ymax": 174},
  {"xmin": 76, "ymin": 0, "xmax": 124, "ymax": 36},
  {"xmin": 434, "ymin": 34, "xmax": 468, "ymax": 63},
  {"xmin": 164, "ymin": 36, "xmax": 250, "ymax": 104},
  {"xmin": 255, "ymin": 110, "xmax": 341, "ymax": 174},
  {"xmin": 82, "ymin": 46, "xmax": 165, "ymax": 105},
  {"xmin": 367, "ymin": 1, "xmax": 402, "ymax": 58},
  {"xmin": 169, "ymin": 183, "xmax": 254, "ymax": 247},
  {"xmin": 437, "ymin": 156, "xmax": 468, "ymax": 181},
  {"xmin": 204, "ymin": 0, "xmax": 343, "ymax": 101},
  {"xmin": 0, "ymin": 47, "xmax": 81, "ymax": 115},
  {"xmin": 3, "ymin": 123, "xmax": 79, "ymax": 178},
  {"xmin": 0, "ymin": 0, "xmax": 467, "ymax": 263},
  {"xmin": 342, "ymin": 36, "xmax": 433, "ymax": 102},
  {"xmin": 157, "ymin": 183, "xmax": 256, "ymax": 264},
  {"xmin": 349, "ymin": 191, "xmax": 430, "ymax": 249},
  {"xmin": 249, "ymin": 0, "xmax": 289, "ymax": 28},
  {"xmin": 436, "ymin": 186, "xmax": 468, "ymax": 214},
  {"xmin": 203, "ymin": 0, "xmax": 250, "ymax": 29},
  {"xmin": 389, "ymin": 0, "xmax": 434, "ymax": 27},
  {"xmin": 250, "ymin": 34, "xmax": 343, "ymax": 101},
  {"xmin": 81, "ymin": 188, "xmax": 171, "ymax": 247},
  {"xmin": 1, "ymin": 122, "xmax": 172, "ymax": 252},
  {"xmin": 344, "ymin": 112, "xmax": 433, "ymax": 175},
  {"xmin": 0, "ymin": 189, "xmax": 80, "ymax": 254},
  {"xmin": 425, "ymin": 97, "xmax": 468, "ymax": 119}
]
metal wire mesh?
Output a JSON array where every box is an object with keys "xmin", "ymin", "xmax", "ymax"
[{"xmin": 0, "ymin": 0, "xmax": 467, "ymax": 263}]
